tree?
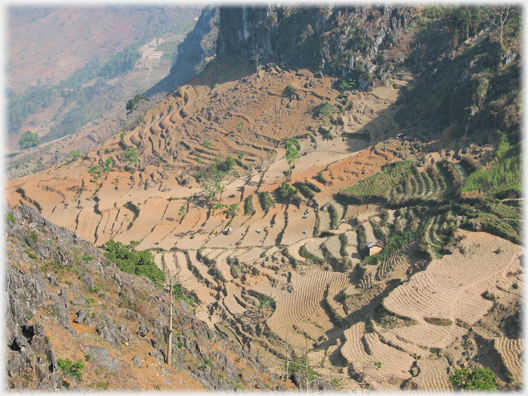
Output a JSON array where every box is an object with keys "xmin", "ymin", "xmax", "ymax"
[
  {"xmin": 88, "ymin": 165, "xmax": 102, "ymax": 183},
  {"xmin": 69, "ymin": 150, "xmax": 82, "ymax": 181},
  {"xmin": 486, "ymin": 5, "xmax": 518, "ymax": 53},
  {"xmin": 277, "ymin": 181, "xmax": 299, "ymax": 202},
  {"xmin": 251, "ymin": 53, "xmax": 263, "ymax": 73},
  {"xmin": 124, "ymin": 148, "xmax": 139, "ymax": 163},
  {"xmin": 285, "ymin": 138, "xmax": 300, "ymax": 181},
  {"xmin": 18, "ymin": 130, "xmax": 41, "ymax": 149}
]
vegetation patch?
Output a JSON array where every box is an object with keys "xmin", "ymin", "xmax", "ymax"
[
  {"xmin": 423, "ymin": 317, "xmax": 453, "ymax": 326},
  {"xmin": 244, "ymin": 195, "xmax": 255, "ymax": 215},
  {"xmin": 299, "ymin": 245, "xmax": 324, "ymax": 265},
  {"xmin": 258, "ymin": 191, "xmax": 275, "ymax": 211},
  {"xmin": 101, "ymin": 240, "xmax": 166, "ymax": 286},
  {"xmin": 58, "ymin": 357, "xmax": 84, "ymax": 381},
  {"xmin": 449, "ymin": 368, "xmax": 497, "ymax": 391},
  {"xmin": 461, "ymin": 139, "xmax": 521, "ymax": 199},
  {"xmin": 172, "ymin": 283, "xmax": 198, "ymax": 309},
  {"xmin": 339, "ymin": 233, "xmax": 348, "ymax": 257},
  {"xmin": 339, "ymin": 161, "xmax": 415, "ymax": 204}
]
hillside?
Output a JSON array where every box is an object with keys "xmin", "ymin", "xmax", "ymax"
[
  {"xmin": 6, "ymin": 204, "xmax": 292, "ymax": 391},
  {"xmin": 7, "ymin": 6, "xmax": 219, "ymax": 180},
  {"xmin": 5, "ymin": 4, "xmax": 523, "ymax": 392},
  {"xmin": 6, "ymin": 5, "xmax": 202, "ymax": 153}
]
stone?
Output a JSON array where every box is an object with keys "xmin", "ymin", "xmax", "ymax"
[
  {"xmin": 132, "ymin": 355, "xmax": 142, "ymax": 368},
  {"xmin": 80, "ymin": 272, "xmax": 95, "ymax": 290},
  {"xmin": 85, "ymin": 345, "xmax": 121, "ymax": 373},
  {"xmin": 73, "ymin": 310, "xmax": 86, "ymax": 324},
  {"xmin": 149, "ymin": 349, "xmax": 164, "ymax": 362},
  {"xmin": 137, "ymin": 324, "xmax": 149, "ymax": 337},
  {"xmin": 71, "ymin": 298, "xmax": 87, "ymax": 306}
]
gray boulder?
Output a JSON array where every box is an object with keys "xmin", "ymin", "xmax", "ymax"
[
  {"xmin": 73, "ymin": 310, "xmax": 86, "ymax": 324},
  {"xmin": 85, "ymin": 345, "xmax": 121, "ymax": 373},
  {"xmin": 80, "ymin": 272, "xmax": 95, "ymax": 290},
  {"xmin": 132, "ymin": 355, "xmax": 142, "ymax": 368}
]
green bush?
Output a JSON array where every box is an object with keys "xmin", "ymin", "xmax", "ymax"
[
  {"xmin": 275, "ymin": 182, "xmax": 298, "ymax": 202},
  {"xmin": 244, "ymin": 195, "xmax": 255, "ymax": 215},
  {"xmin": 172, "ymin": 283, "xmax": 198, "ymax": 307},
  {"xmin": 124, "ymin": 148, "xmax": 139, "ymax": 163},
  {"xmin": 259, "ymin": 191, "xmax": 275, "ymax": 211},
  {"xmin": 58, "ymin": 357, "xmax": 84, "ymax": 381},
  {"xmin": 449, "ymin": 368, "xmax": 497, "ymax": 391},
  {"xmin": 230, "ymin": 266, "xmax": 241, "ymax": 278},
  {"xmin": 339, "ymin": 233, "xmax": 349, "ymax": 257},
  {"xmin": 5, "ymin": 213, "xmax": 16, "ymax": 225},
  {"xmin": 30, "ymin": 230, "xmax": 38, "ymax": 242},
  {"xmin": 101, "ymin": 240, "xmax": 166, "ymax": 286},
  {"xmin": 18, "ymin": 130, "xmax": 41, "ymax": 149},
  {"xmin": 283, "ymin": 84, "xmax": 298, "ymax": 97},
  {"xmin": 315, "ymin": 102, "xmax": 336, "ymax": 119}
]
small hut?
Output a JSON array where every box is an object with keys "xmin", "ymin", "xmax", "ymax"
[{"xmin": 368, "ymin": 240, "xmax": 385, "ymax": 256}]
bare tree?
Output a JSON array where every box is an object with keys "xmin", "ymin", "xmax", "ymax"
[
  {"xmin": 164, "ymin": 261, "xmax": 181, "ymax": 366},
  {"xmin": 486, "ymin": 4, "xmax": 517, "ymax": 51},
  {"xmin": 251, "ymin": 52, "xmax": 263, "ymax": 74}
]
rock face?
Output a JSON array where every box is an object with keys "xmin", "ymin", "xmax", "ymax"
[
  {"xmin": 217, "ymin": 5, "xmax": 411, "ymax": 89},
  {"xmin": 4, "ymin": 204, "xmax": 278, "ymax": 391}
]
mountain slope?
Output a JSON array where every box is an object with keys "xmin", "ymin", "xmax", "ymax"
[
  {"xmin": 4, "ymin": 4, "xmax": 523, "ymax": 392},
  {"xmin": 5, "ymin": 204, "xmax": 286, "ymax": 391}
]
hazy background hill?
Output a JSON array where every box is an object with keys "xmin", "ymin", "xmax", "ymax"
[{"xmin": 7, "ymin": 5, "xmax": 202, "ymax": 149}]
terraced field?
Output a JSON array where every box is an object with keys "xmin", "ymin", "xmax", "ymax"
[{"xmin": 5, "ymin": 58, "xmax": 523, "ymax": 391}]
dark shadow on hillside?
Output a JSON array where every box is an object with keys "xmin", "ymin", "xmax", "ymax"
[
  {"xmin": 315, "ymin": 278, "xmax": 402, "ymax": 353},
  {"xmin": 145, "ymin": 6, "xmax": 220, "ymax": 96}
]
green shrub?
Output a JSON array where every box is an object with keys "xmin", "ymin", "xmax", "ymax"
[
  {"xmin": 230, "ymin": 266, "xmax": 241, "ymax": 278},
  {"xmin": 5, "ymin": 213, "xmax": 16, "ymax": 224},
  {"xmin": 328, "ymin": 205, "xmax": 339, "ymax": 229},
  {"xmin": 449, "ymin": 368, "xmax": 497, "ymax": 391},
  {"xmin": 172, "ymin": 283, "xmax": 198, "ymax": 308},
  {"xmin": 244, "ymin": 195, "xmax": 255, "ymax": 215},
  {"xmin": 283, "ymin": 84, "xmax": 298, "ymax": 97},
  {"xmin": 356, "ymin": 225, "xmax": 368, "ymax": 259},
  {"xmin": 315, "ymin": 103, "xmax": 336, "ymax": 119},
  {"xmin": 30, "ymin": 230, "xmax": 38, "ymax": 242},
  {"xmin": 259, "ymin": 191, "xmax": 274, "ymax": 211},
  {"xmin": 275, "ymin": 182, "xmax": 298, "ymax": 202},
  {"xmin": 124, "ymin": 148, "xmax": 139, "ymax": 163},
  {"xmin": 101, "ymin": 240, "xmax": 166, "ymax": 286},
  {"xmin": 58, "ymin": 357, "xmax": 84, "ymax": 381},
  {"xmin": 339, "ymin": 233, "xmax": 349, "ymax": 257}
]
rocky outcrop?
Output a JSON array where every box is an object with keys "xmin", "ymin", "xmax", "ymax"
[
  {"xmin": 4, "ymin": 204, "xmax": 278, "ymax": 391},
  {"xmin": 217, "ymin": 5, "xmax": 411, "ymax": 89}
]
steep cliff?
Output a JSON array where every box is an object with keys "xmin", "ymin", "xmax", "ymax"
[{"xmin": 217, "ymin": 5, "xmax": 411, "ymax": 90}]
